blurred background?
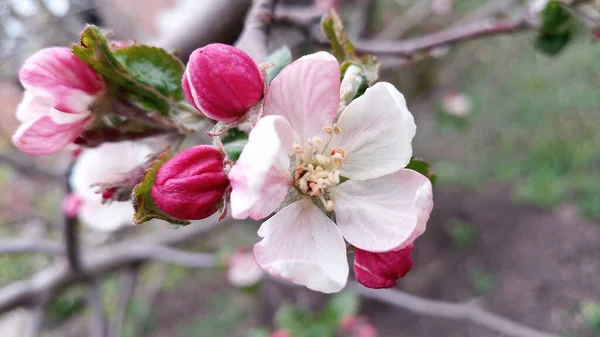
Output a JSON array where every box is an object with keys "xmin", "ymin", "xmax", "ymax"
[{"xmin": 0, "ymin": 0, "xmax": 599, "ymax": 336}]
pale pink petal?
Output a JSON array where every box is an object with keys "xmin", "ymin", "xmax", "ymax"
[
  {"xmin": 334, "ymin": 82, "xmax": 416, "ymax": 180},
  {"xmin": 262, "ymin": 51, "xmax": 340, "ymax": 143},
  {"xmin": 16, "ymin": 92, "xmax": 50, "ymax": 123},
  {"xmin": 19, "ymin": 47, "xmax": 105, "ymax": 112},
  {"xmin": 396, "ymin": 176, "xmax": 433, "ymax": 249},
  {"xmin": 12, "ymin": 115, "xmax": 89, "ymax": 155},
  {"xmin": 330, "ymin": 169, "xmax": 433, "ymax": 252},
  {"xmin": 254, "ymin": 198, "xmax": 349, "ymax": 293},
  {"xmin": 230, "ymin": 116, "xmax": 294, "ymax": 220},
  {"xmin": 79, "ymin": 198, "xmax": 133, "ymax": 232}
]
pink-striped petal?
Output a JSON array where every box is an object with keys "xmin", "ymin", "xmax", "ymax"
[
  {"xmin": 334, "ymin": 82, "xmax": 416, "ymax": 180},
  {"xmin": 12, "ymin": 114, "xmax": 89, "ymax": 155},
  {"xmin": 330, "ymin": 169, "xmax": 433, "ymax": 252},
  {"xmin": 263, "ymin": 51, "xmax": 340, "ymax": 143},
  {"xmin": 230, "ymin": 116, "xmax": 294, "ymax": 220},
  {"xmin": 254, "ymin": 198, "xmax": 349, "ymax": 293}
]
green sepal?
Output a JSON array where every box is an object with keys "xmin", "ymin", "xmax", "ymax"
[
  {"xmin": 406, "ymin": 157, "xmax": 437, "ymax": 184},
  {"xmin": 265, "ymin": 46, "xmax": 292, "ymax": 83},
  {"xmin": 72, "ymin": 25, "xmax": 185, "ymax": 115},
  {"xmin": 132, "ymin": 148, "xmax": 191, "ymax": 225}
]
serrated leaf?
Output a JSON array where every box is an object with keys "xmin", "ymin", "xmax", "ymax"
[
  {"xmin": 132, "ymin": 148, "xmax": 190, "ymax": 225},
  {"xmin": 534, "ymin": 1, "xmax": 573, "ymax": 56},
  {"xmin": 406, "ymin": 158, "xmax": 437, "ymax": 184},
  {"xmin": 72, "ymin": 25, "xmax": 184, "ymax": 115},
  {"xmin": 113, "ymin": 45, "xmax": 184, "ymax": 101},
  {"xmin": 265, "ymin": 46, "xmax": 292, "ymax": 83}
]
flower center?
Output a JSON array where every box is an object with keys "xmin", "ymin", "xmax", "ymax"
[{"xmin": 293, "ymin": 124, "xmax": 344, "ymax": 212}]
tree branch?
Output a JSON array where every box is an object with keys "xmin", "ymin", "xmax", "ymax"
[
  {"xmin": 62, "ymin": 161, "xmax": 82, "ymax": 273},
  {"xmin": 86, "ymin": 281, "xmax": 106, "ymax": 337},
  {"xmin": 347, "ymin": 282, "xmax": 559, "ymax": 337},
  {"xmin": 0, "ymin": 218, "xmax": 226, "ymax": 314},
  {"xmin": 23, "ymin": 304, "xmax": 47, "ymax": 337},
  {"xmin": 0, "ymin": 153, "xmax": 61, "ymax": 181},
  {"xmin": 108, "ymin": 267, "xmax": 138, "ymax": 337},
  {"xmin": 353, "ymin": 16, "xmax": 535, "ymax": 57},
  {"xmin": 0, "ymin": 239, "xmax": 62, "ymax": 255},
  {"xmin": 235, "ymin": 0, "xmax": 279, "ymax": 62}
]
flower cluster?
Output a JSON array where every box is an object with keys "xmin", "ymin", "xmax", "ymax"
[{"xmin": 13, "ymin": 36, "xmax": 433, "ymax": 294}]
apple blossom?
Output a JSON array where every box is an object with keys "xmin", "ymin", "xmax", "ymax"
[
  {"xmin": 226, "ymin": 250, "xmax": 264, "ymax": 287},
  {"xmin": 150, "ymin": 145, "xmax": 230, "ymax": 220},
  {"xmin": 182, "ymin": 43, "xmax": 263, "ymax": 123},
  {"xmin": 13, "ymin": 47, "xmax": 106, "ymax": 155},
  {"xmin": 442, "ymin": 91, "xmax": 472, "ymax": 117},
  {"xmin": 271, "ymin": 330, "xmax": 292, "ymax": 337},
  {"xmin": 340, "ymin": 316, "xmax": 378, "ymax": 337},
  {"xmin": 70, "ymin": 141, "xmax": 152, "ymax": 232},
  {"xmin": 229, "ymin": 52, "xmax": 434, "ymax": 293}
]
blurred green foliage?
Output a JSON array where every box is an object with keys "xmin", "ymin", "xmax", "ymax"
[
  {"xmin": 583, "ymin": 302, "xmax": 600, "ymax": 336},
  {"xmin": 448, "ymin": 219, "xmax": 477, "ymax": 250},
  {"xmin": 468, "ymin": 268, "xmax": 496, "ymax": 296}
]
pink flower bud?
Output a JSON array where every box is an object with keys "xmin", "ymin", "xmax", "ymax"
[
  {"xmin": 150, "ymin": 145, "xmax": 230, "ymax": 220},
  {"xmin": 182, "ymin": 43, "xmax": 263, "ymax": 123},
  {"xmin": 353, "ymin": 244, "xmax": 415, "ymax": 289},
  {"xmin": 13, "ymin": 47, "xmax": 105, "ymax": 155},
  {"xmin": 271, "ymin": 330, "xmax": 292, "ymax": 337},
  {"xmin": 19, "ymin": 47, "xmax": 105, "ymax": 112}
]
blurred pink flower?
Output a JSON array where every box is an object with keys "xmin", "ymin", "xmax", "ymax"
[
  {"xmin": 431, "ymin": 0, "xmax": 453, "ymax": 15},
  {"xmin": 271, "ymin": 330, "xmax": 292, "ymax": 337},
  {"xmin": 226, "ymin": 250, "xmax": 264, "ymax": 287},
  {"xmin": 183, "ymin": 43, "xmax": 263, "ymax": 123},
  {"xmin": 229, "ymin": 52, "xmax": 433, "ymax": 293},
  {"xmin": 13, "ymin": 47, "xmax": 105, "ymax": 155},
  {"xmin": 442, "ymin": 91, "xmax": 472, "ymax": 117}
]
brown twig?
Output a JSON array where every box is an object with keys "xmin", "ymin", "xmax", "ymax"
[
  {"xmin": 108, "ymin": 267, "xmax": 138, "ymax": 337},
  {"xmin": 235, "ymin": 0, "xmax": 280, "ymax": 62},
  {"xmin": 62, "ymin": 161, "xmax": 82, "ymax": 273},
  {"xmin": 23, "ymin": 303, "xmax": 48, "ymax": 337},
  {"xmin": 86, "ymin": 280, "xmax": 106, "ymax": 337},
  {"xmin": 0, "ymin": 218, "xmax": 226, "ymax": 314},
  {"xmin": 0, "ymin": 153, "xmax": 61, "ymax": 181},
  {"xmin": 347, "ymin": 281, "xmax": 559, "ymax": 337},
  {"xmin": 0, "ymin": 238, "xmax": 62, "ymax": 255},
  {"xmin": 352, "ymin": 16, "xmax": 535, "ymax": 57}
]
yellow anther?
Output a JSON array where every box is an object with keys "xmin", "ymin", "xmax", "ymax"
[
  {"xmin": 316, "ymin": 154, "xmax": 330, "ymax": 166},
  {"xmin": 333, "ymin": 123, "xmax": 341, "ymax": 134},
  {"xmin": 332, "ymin": 153, "xmax": 344, "ymax": 167},
  {"xmin": 325, "ymin": 200, "xmax": 335, "ymax": 212},
  {"xmin": 294, "ymin": 144, "xmax": 303, "ymax": 153},
  {"xmin": 323, "ymin": 126, "xmax": 334, "ymax": 134}
]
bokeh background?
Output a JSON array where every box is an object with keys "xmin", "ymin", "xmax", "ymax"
[{"xmin": 0, "ymin": 0, "xmax": 599, "ymax": 336}]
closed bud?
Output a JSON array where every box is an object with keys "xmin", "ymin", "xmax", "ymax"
[
  {"xmin": 182, "ymin": 43, "xmax": 263, "ymax": 123},
  {"xmin": 353, "ymin": 244, "xmax": 415, "ymax": 289},
  {"xmin": 151, "ymin": 145, "xmax": 230, "ymax": 220}
]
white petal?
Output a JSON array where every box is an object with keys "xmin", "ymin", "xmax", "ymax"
[
  {"xmin": 78, "ymin": 198, "xmax": 134, "ymax": 232},
  {"xmin": 262, "ymin": 51, "xmax": 340, "ymax": 143},
  {"xmin": 330, "ymin": 169, "xmax": 433, "ymax": 252},
  {"xmin": 334, "ymin": 82, "xmax": 416, "ymax": 180},
  {"xmin": 16, "ymin": 92, "xmax": 50, "ymax": 123},
  {"xmin": 230, "ymin": 116, "xmax": 294, "ymax": 220},
  {"xmin": 254, "ymin": 198, "xmax": 349, "ymax": 293},
  {"xmin": 70, "ymin": 141, "xmax": 153, "ymax": 199}
]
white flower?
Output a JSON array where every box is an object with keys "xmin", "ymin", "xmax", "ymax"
[
  {"xmin": 70, "ymin": 141, "xmax": 152, "ymax": 232},
  {"xmin": 229, "ymin": 52, "xmax": 433, "ymax": 293},
  {"xmin": 431, "ymin": 0, "xmax": 453, "ymax": 15},
  {"xmin": 226, "ymin": 250, "xmax": 264, "ymax": 287}
]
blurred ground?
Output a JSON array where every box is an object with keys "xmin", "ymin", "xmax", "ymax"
[{"xmin": 1, "ymin": 0, "xmax": 600, "ymax": 336}]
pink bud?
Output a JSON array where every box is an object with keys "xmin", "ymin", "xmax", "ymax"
[
  {"xmin": 353, "ymin": 244, "xmax": 415, "ymax": 289},
  {"xmin": 13, "ymin": 47, "xmax": 105, "ymax": 155},
  {"xmin": 182, "ymin": 43, "xmax": 263, "ymax": 123},
  {"xmin": 150, "ymin": 145, "xmax": 230, "ymax": 220},
  {"xmin": 19, "ymin": 47, "xmax": 105, "ymax": 112},
  {"xmin": 271, "ymin": 330, "xmax": 292, "ymax": 337}
]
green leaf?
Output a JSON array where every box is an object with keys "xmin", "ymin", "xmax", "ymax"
[
  {"xmin": 321, "ymin": 11, "xmax": 355, "ymax": 62},
  {"xmin": 222, "ymin": 128, "xmax": 249, "ymax": 161},
  {"xmin": 132, "ymin": 148, "xmax": 190, "ymax": 225},
  {"xmin": 248, "ymin": 329, "xmax": 271, "ymax": 337},
  {"xmin": 275, "ymin": 305, "xmax": 313, "ymax": 334},
  {"xmin": 406, "ymin": 158, "xmax": 437, "ymax": 184},
  {"xmin": 113, "ymin": 45, "xmax": 184, "ymax": 101},
  {"xmin": 72, "ymin": 25, "xmax": 184, "ymax": 115},
  {"xmin": 534, "ymin": 1, "xmax": 573, "ymax": 56},
  {"xmin": 265, "ymin": 46, "xmax": 292, "ymax": 83},
  {"xmin": 318, "ymin": 291, "xmax": 359, "ymax": 325}
]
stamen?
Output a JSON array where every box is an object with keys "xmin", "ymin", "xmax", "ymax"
[
  {"xmin": 323, "ymin": 126, "xmax": 334, "ymax": 134},
  {"xmin": 333, "ymin": 123, "xmax": 341, "ymax": 134}
]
